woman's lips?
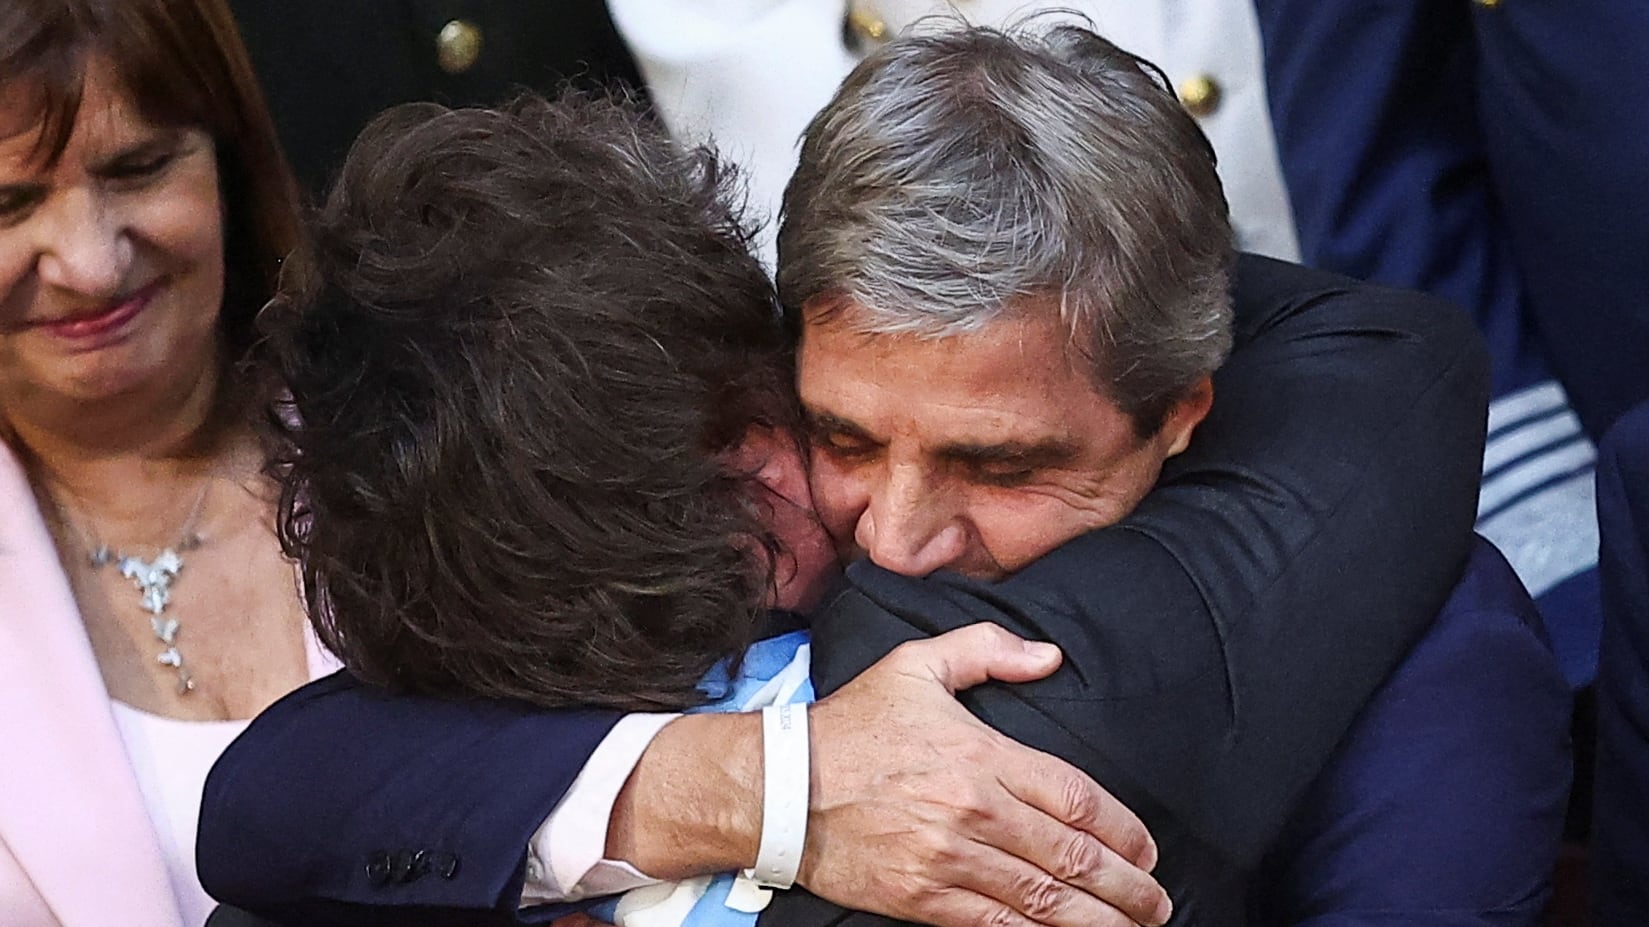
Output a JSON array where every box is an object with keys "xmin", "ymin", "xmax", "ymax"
[{"xmin": 36, "ymin": 281, "xmax": 161, "ymax": 347}]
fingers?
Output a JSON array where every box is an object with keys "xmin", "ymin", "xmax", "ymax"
[
  {"xmin": 964, "ymin": 814, "xmax": 1171, "ymax": 926},
  {"xmin": 999, "ymin": 745, "xmax": 1160, "ymax": 872},
  {"xmin": 915, "ymin": 745, "xmax": 1168, "ymax": 924},
  {"xmin": 804, "ymin": 628, "xmax": 1169, "ymax": 927},
  {"xmin": 875, "ymin": 831, "xmax": 1164, "ymax": 927},
  {"xmin": 911, "ymin": 884, "xmax": 1139, "ymax": 927},
  {"xmin": 894, "ymin": 622, "xmax": 1064, "ymax": 691},
  {"xmin": 957, "ymin": 841, "xmax": 1168, "ymax": 927}
]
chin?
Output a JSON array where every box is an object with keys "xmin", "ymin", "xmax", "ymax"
[{"xmin": 57, "ymin": 340, "xmax": 196, "ymax": 403}]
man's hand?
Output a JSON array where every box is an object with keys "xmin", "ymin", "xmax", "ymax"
[
  {"xmin": 800, "ymin": 623, "xmax": 1173, "ymax": 927},
  {"xmin": 605, "ymin": 624, "xmax": 1170, "ymax": 927}
]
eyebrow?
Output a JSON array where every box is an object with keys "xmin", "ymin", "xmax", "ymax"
[
  {"xmin": 936, "ymin": 439, "xmax": 1083, "ymax": 471},
  {"xmin": 805, "ymin": 407, "xmax": 1081, "ymax": 469},
  {"xmin": 87, "ymin": 130, "xmax": 186, "ymax": 174},
  {"xmin": 0, "ymin": 130, "xmax": 185, "ymax": 192},
  {"xmin": 803, "ymin": 410, "xmax": 881, "ymax": 445}
]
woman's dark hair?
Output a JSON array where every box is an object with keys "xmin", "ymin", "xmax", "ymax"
[
  {"xmin": 0, "ymin": 0, "xmax": 302, "ymax": 372},
  {"xmin": 261, "ymin": 94, "xmax": 795, "ymax": 710}
]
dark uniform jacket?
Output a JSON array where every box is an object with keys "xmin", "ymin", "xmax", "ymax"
[{"xmin": 229, "ymin": 0, "xmax": 643, "ymax": 195}]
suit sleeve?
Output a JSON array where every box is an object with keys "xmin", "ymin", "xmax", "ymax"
[
  {"xmin": 806, "ymin": 256, "xmax": 1491, "ymax": 871},
  {"xmin": 1247, "ymin": 0, "xmax": 1542, "ymax": 398},
  {"xmin": 1592, "ymin": 401, "xmax": 1649, "ymax": 926},
  {"xmin": 197, "ymin": 672, "xmax": 622, "ymax": 925},
  {"xmin": 1249, "ymin": 542, "xmax": 1571, "ymax": 927}
]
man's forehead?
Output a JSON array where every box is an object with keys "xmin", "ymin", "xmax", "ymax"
[
  {"xmin": 797, "ymin": 299, "xmax": 1094, "ymax": 391},
  {"xmin": 796, "ymin": 306, "xmax": 1140, "ymax": 453}
]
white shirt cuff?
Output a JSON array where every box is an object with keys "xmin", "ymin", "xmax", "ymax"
[{"xmin": 520, "ymin": 712, "xmax": 680, "ymax": 904}]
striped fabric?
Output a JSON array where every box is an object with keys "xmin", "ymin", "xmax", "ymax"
[
  {"xmin": 1476, "ymin": 380, "xmax": 1600, "ymax": 687},
  {"xmin": 589, "ymin": 632, "xmax": 815, "ymax": 927}
]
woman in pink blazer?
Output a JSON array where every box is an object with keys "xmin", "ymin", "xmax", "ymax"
[{"xmin": 0, "ymin": 2, "xmax": 324, "ymax": 923}]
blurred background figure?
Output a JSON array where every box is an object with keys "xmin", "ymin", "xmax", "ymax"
[
  {"xmin": 227, "ymin": 0, "xmax": 644, "ymax": 195},
  {"xmin": 1593, "ymin": 398, "xmax": 1649, "ymax": 927},
  {"xmin": 0, "ymin": 1, "xmax": 333, "ymax": 924}
]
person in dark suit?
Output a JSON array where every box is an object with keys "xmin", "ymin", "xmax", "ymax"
[
  {"xmin": 1248, "ymin": 0, "xmax": 1638, "ymax": 707},
  {"xmin": 200, "ymin": 80, "xmax": 1567, "ymax": 925},
  {"xmin": 226, "ymin": 0, "xmax": 643, "ymax": 195},
  {"xmin": 1592, "ymin": 399, "xmax": 1649, "ymax": 926},
  {"xmin": 197, "ymin": 23, "xmax": 1515, "ymax": 927}
]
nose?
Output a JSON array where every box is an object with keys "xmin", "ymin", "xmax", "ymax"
[
  {"xmin": 35, "ymin": 188, "xmax": 133, "ymax": 297},
  {"xmin": 857, "ymin": 462, "xmax": 967, "ymax": 576}
]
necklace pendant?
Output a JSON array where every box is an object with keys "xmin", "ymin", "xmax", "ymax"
[
  {"xmin": 151, "ymin": 616, "xmax": 180, "ymax": 645},
  {"xmin": 155, "ymin": 647, "xmax": 194, "ymax": 696},
  {"xmin": 120, "ymin": 549, "xmax": 182, "ymax": 615},
  {"xmin": 55, "ymin": 481, "xmax": 211, "ymax": 700}
]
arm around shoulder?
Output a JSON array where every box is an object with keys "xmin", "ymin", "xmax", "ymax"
[{"xmin": 812, "ymin": 257, "xmax": 1492, "ymax": 867}]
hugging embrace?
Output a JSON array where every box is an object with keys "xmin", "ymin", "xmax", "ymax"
[{"xmin": 203, "ymin": 20, "xmax": 1568, "ymax": 927}]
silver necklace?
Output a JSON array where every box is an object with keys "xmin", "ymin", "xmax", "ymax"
[{"xmin": 55, "ymin": 479, "xmax": 214, "ymax": 696}]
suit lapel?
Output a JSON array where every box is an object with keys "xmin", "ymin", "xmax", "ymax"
[{"xmin": 0, "ymin": 445, "xmax": 182, "ymax": 927}]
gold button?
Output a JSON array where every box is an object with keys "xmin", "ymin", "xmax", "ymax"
[
  {"xmin": 848, "ymin": 5, "xmax": 888, "ymax": 44},
  {"xmin": 1178, "ymin": 74, "xmax": 1222, "ymax": 119},
  {"xmin": 436, "ymin": 19, "xmax": 483, "ymax": 75},
  {"xmin": 1475, "ymin": 0, "xmax": 1502, "ymax": 7}
]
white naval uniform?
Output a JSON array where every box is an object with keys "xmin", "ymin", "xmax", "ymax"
[{"xmin": 607, "ymin": 0, "xmax": 1300, "ymax": 268}]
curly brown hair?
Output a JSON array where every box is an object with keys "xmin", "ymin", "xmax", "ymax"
[{"xmin": 259, "ymin": 94, "xmax": 796, "ymax": 710}]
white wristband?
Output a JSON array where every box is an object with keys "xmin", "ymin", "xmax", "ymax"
[{"xmin": 742, "ymin": 703, "xmax": 810, "ymax": 890}]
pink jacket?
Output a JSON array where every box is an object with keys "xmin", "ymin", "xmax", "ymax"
[{"xmin": 0, "ymin": 444, "xmax": 330, "ymax": 926}]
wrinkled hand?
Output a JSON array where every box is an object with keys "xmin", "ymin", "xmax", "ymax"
[{"xmin": 800, "ymin": 623, "xmax": 1172, "ymax": 927}]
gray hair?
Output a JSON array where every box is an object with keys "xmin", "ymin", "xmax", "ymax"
[{"xmin": 777, "ymin": 19, "xmax": 1235, "ymax": 434}]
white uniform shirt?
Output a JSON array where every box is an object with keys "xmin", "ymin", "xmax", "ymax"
[{"xmin": 607, "ymin": 0, "xmax": 1300, "ymax": 267}]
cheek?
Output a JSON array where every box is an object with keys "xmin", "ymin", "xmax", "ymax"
[
  {"xmin": 159, "ymin": 174, "xmax": 226, "ymax": 294},
  {"xmin": 806, "ymin": 452, "xmax": 870, "ymax": 545},
  {"xmin": 0, "ymin": 239, "xmax": 34, "ymax": 327},
  {"xmin": 966, "ymin": 489, "xmax": 1122, "ymax": 573},
  {"xmin": 137, "ymin": 150, "xmax": 226, "ymax": 316}
]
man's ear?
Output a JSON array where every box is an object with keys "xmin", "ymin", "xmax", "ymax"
[{"xmin": 1161, "ymin": 376, "xmax": 1214, "ymax": 457}]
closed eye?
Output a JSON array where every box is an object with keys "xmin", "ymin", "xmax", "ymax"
[
  {"xmin": 95, "ymin": 134, "xmax": 189, "ymax": 187},
  {"xmin": 969, "ymin": 463, "xmax": 1038, "ymax": 487},
  {"xmin": 804, "ymin": 412, "xmax": 880, "ymax": 460},
  {"xmin": 942, "ymin": 440, "xmax": 1080, "ymax": 488},
  {"xmin": 812, "ymin": 428, "xmax": 878, "ymax": 459},
  {"xmin": 101, "ymin": 150, "xmax": 177, "ymax": 185},
  {"xmin": 0, "ymin": 184, "xmax": 47, "ymax": 225}
]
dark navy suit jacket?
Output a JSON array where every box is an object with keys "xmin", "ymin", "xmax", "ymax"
[
  {"xmin": 1248, "ymin": 540, "xmax": 1569, "ymax": 926},
  {"xmin": 1252, "ymin": 0, "xmax": 1649, "ymax": 440},
  {"xmin": 198, "ymin": 257, "xmax": 1496, "ymax": 924},
  {"xmin": 1592, "ymin": 400, "xmax": 1649, "ymax": 925},
  {"xmin": 1249, "ymin": 0, "xmax": 1649, "ymax": 691}
]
